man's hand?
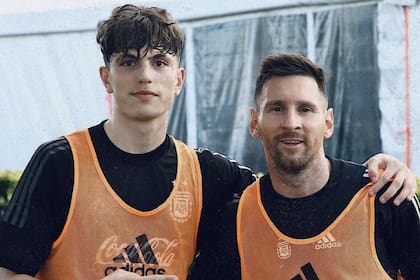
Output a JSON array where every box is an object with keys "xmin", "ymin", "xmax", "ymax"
[
  {"xmin": 101, "ymin": 269, "xmax": 178, "ymax": 280},
  {"xmin": 364, "ymin": 153, "xmax": 417, "ymax": 206}
]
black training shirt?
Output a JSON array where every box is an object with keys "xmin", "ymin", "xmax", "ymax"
[{"xmin": 0, "ymin": 121, "xmax": 255, "ymax": 276}]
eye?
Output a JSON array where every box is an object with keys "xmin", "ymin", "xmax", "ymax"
[
  {"xmin": 155, "ymin": 59, "xmax": 168, "ymax": 67},
  {"xmin": 121, "ymin": 59, "xmax": 137, "ymax": 67},
  {"xmin": 271, "ymin": 105, "xmax": 284, "ymax": 112},
  {"xmin": 299, "ymin": 106, "xmax": 313, "ymax": 113}
]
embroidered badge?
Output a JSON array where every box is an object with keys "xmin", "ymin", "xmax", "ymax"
[
  {"xmin": 170, "ymin": 191, "xmax": 192, "ymax": 223},
  {"xmin": 277, "ymin": 240, "xmax": 292, "ymax": 259}
]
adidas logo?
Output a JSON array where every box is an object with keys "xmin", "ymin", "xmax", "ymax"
[
  {"xmin": 314, "ymin": 233, "xmax": 342, "ymax": 250},
  {"xmin": 104, "ymin": 233, "xmax": 166, "ymax": 276},
  {"xmin": 291, "ymin": 263, "xmax": 319, "ymax": 280}
]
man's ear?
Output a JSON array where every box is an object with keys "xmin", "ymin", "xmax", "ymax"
[
  {"xmin": 249, "ymin": 108, "xmax": 261, "ymax": 139},
  {"xmin": 175, "ymin": 68, "xmax": 186, "ymax": 96},
  {"xmin": 99, "ymin": 66, "xmax": 113, "ymax": 93},
  {"xmin": 324, "ymin": 108, "xmax": 334, "ymax": 139}
]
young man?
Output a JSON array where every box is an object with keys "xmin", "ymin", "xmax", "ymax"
[
  {"xmin": 190, "ymin": 53, "xmax": 420, "ymax": 279},
  {"xmin": 0, "ymin": 5, "xmax": 417, "ymax": 280}
]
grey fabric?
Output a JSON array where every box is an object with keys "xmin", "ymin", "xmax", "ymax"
[
  {"xmin": 169, "ymin": 4, "xmax": 381, "ymax": 173},
  {"xmin": 187, "ymin": 15, "xmax": 307, "ymax": 172},
  {"xmin": 315, "ymin": 4, "xmax": 382, "ymax": 163}
]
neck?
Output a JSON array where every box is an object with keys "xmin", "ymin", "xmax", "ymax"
[
  {"xmin": 268, "ymin": 154, "xmax": 331, "ymax": 198},
  {"xmin": 104, "ymin": 115, "xmax": 168, "ymax": 154}
]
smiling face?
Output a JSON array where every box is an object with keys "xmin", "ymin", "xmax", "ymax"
[
  {"xmin": 99, "ymin": 48, "xmax": 185, "ymax": 123},
  {"xmin": 250, "ymin": 75, "xmax": 334, "ymax": 174}
]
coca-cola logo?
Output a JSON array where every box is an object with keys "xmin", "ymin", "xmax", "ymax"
[{"xmin": 96, "ymin": 234, "xmax": 180, "ymax": 267}]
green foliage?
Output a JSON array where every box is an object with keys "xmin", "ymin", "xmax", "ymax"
[{"xmin": 0, "ymin": 170, "xmax": 22, "ymax": 217}]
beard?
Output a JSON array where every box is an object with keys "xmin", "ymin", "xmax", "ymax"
[
  {"xmin": 271, "ymin": 149, "xmax": 312, "ymax": 174},
  {"xmin": 267, "ymin": 134, "xmax": 319, "ymax": 175}
]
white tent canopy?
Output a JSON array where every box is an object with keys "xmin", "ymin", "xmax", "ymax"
[{"xmin": 1, "ymin": 0, "xmax": 419, "ymax": 174}]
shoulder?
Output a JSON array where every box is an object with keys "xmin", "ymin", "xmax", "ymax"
[
  {"xmin": 194, "ymin": 147, "xmax": 255, "ymax": 214},
  {"xmin": 14, "ymin": 137, "xmax": 74, "ymax": 205},
  {"xmin": 2, "ymin": 137, "xmax": 74, "ymax": 228},
  {"xmin": 331, "ymin": 157, "xmax": 366, "ymax": 173},
  {"xmin": 28, "ymin": 137, "xmax": 73, "ymax": 169},
  {"xmin": 329, "ymin": 157, "xmax": 370, "ymax": 187},
  {"xmin": 196, "ymin": 147, "xmax": 255, "ymax": 193},
  {"xmin": 15, "ymin": 136, "xmax": 73, "ymax": 192},
  {"xmin": 323, "ymin": 158, "xmax": 371, "ymax": 209},
  {"xmin": 196, "ymin": 147, "xmax": 253, "ymax": 173}
]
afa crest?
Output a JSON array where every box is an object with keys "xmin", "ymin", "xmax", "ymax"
[
  {"xmin": 170, "ymin": 191, "xmax": 192, "ymax": 223},
  {"xmin": 276, "ymin": 241, "xmax": 291, "ymax": 259}
]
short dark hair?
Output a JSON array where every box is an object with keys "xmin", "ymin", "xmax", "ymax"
[
  {"xmin": 254, "ymin": 53, "xmax": 326, "ymax": 106},
  {"xmin": 96, "ymin": 4, "xmax": 184, "ymax": 66}
]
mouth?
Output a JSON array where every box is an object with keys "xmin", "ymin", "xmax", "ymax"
[
  {"xmin": 280, "ymin": 139, "xmax": 304, "ymax": 145},
  {"xmin": 277, "ymin": 133, "xmax": 305, "ymax": 149},
  {"xmin": 280, "ymin": 139, "xmax": 303, "ymax": 149},
  {"xmin": 132, "ymin": 90, "xmax": 158, "ymax": 97}
]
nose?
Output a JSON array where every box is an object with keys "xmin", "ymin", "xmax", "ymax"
[
  {"xmin": 136, "ymin": 62, "xmax": 152, "ymax": 84},
  {"xmin": 282, "ymin": 110, "xmax": 301, "ymax": 130}
]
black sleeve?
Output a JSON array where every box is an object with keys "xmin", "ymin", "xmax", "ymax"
[
  {"xmin": 189, "ymin": 148, "xmax": 254, "ymax": 280},
  {"xmin": 197, "ymin": 148, "xmax": 255, "ymax": 212},
  {"xmin": 393, "ymin": 196, "xmax": 420, "ymax": 279},
  {"xmin": 376, "ymin": 190, "xmax": 420, "ymax": 280},
  {"xmin": 188, "ymin": 201, "xmax": 241, "ymax": 280},
  {"xmin": 0, "ymin": 138, "xmax": 73, "ymax": 276}
]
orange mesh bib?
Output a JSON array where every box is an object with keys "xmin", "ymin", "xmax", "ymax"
[
  {"xmin": 37, "ymin": 130, "xmax": 202, "ymax": 279},
  {"xmin": 237, "ymin": 180, "xmax": 393, "ymax": 280}
]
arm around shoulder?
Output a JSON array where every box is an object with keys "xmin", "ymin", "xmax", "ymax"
[
  {"xmin": 196, "ymin": 148, "xmax": 256, "ymax": 199},
  {"xmin": 364, "ymin": 153, "xmax": 417, "ymax": 205}
]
